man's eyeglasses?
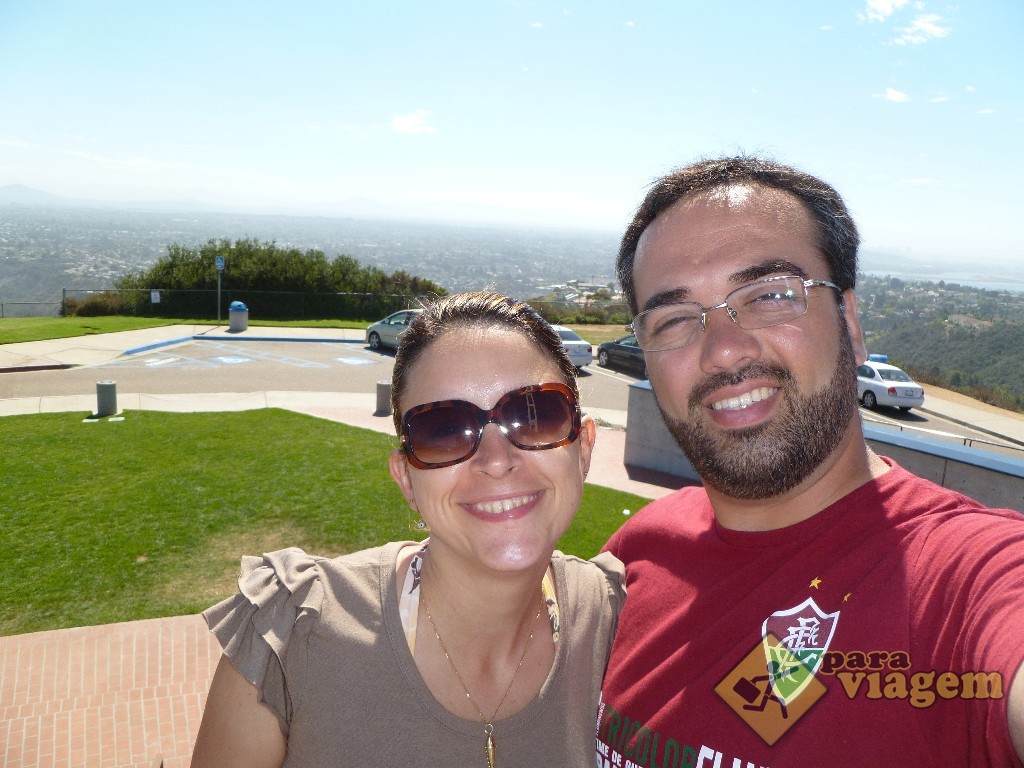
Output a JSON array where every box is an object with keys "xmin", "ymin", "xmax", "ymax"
[
  {"xmin": 400, "ymin": 383, "xmax": 581, "ymax": 470},
  {"xmin": 630, "ymin": 275, "xmax": 842, "ymax": 353}
]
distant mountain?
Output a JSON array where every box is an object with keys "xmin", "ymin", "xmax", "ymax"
[
  {"xmin": 0, "ymin": 184, "xmax": 218, "ymax": 213},
  {"xmin": 0, "ymin": 184, "xmax": 74, "ymax": 206}
]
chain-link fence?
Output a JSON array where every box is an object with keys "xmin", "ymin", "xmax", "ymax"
[
  {"xmin": 6, "ymin": 289, "xmax": 633, "ymax": 326},
  {"xmin": 60, "ymin": 288, "xmax": 421, "ymax": 321},
  {"xmin": 527, "ymin": 298, "xmax": 632, "ymax": 327},
  {"xmin": 0, "ymin": 302, "xmax": 64, "ymax": 318}
]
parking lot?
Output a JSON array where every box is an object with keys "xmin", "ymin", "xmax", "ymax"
[
  {"xmin": 3, "ymin": 332, "xmax": 1022, "ymax": 459},
  {"xmin": 0, "ymin": 338, "xmax": 645, "ymax": 416}
]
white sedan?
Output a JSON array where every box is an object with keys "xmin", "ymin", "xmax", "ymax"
[
  {"xmin": 856, "ymin": 360, "xmax": 925, "ymax": 411},
  {"xmin": 550, "ymin": 325, "xmax": 593, "ymax": 370}
]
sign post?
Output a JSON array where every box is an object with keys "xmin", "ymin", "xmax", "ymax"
[{"xmin": 215, "ymin": 256, "xmax": 225, "ymax": 324}]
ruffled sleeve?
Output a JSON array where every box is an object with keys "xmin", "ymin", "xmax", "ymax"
[
  {"xmin": 589, "ymin": 550, "xmax": 627, "ymax": 650},
  {"xmin": 202, "ymin": 547, "xmax": 325, "ymax": 731}
]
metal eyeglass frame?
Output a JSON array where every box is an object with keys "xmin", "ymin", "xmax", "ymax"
[{"xmin": 630, "ymin": 275, "xmax": 842, "ymax": 352}]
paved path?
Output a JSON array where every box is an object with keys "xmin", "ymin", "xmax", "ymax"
[
  {"xmin": 1, "ymin": 615, "xmax": 219, "ymax": 768},
  {"xmin": 3, "ymin": 324, "xmax": 1024, "ymax": 767}
]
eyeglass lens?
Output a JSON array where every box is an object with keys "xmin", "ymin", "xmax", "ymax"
[
  {"xmin": 635, "ymin": 276, "xmax": 811, "ymax": 352},
  {"xmin": 404, "ymin": 386, "xmax": 577, "ymax": 468}
]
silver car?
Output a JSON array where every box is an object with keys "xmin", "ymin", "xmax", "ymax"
[
  {"xmin": 366, "ymin": 309, "xmax": 421, "ymax": 351},
  {"xmin": 550, "ymin": 325, "xmax": 593, "ymax": 370},
  {"xmin": 857, "ymin": 359, "xmax": 925, "ymax": 411}
]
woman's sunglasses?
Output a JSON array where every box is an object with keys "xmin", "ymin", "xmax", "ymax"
[{"xmin": 400, "ymin": 382, "xmax": 581, "ymax": 469}]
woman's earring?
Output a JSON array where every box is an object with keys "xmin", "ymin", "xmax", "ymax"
[{"xmin": 409, "ymin": 518, "xmax": 428, "ymax": 532}]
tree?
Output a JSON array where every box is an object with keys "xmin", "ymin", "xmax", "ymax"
[{"xmin": 108, "ymin": 238, "xmax": 446, "ymax": 319}]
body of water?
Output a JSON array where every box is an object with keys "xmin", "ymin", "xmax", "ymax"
[{"xmin": 864, "ymin": 271, "xmax": 1024, "ymax": 294}]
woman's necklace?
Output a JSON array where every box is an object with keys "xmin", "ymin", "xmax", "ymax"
[{"xmin": 422, "ymin": 588, "xmax": 544, "ymax": 768}]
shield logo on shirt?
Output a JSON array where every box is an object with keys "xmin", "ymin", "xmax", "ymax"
[{"xmin": 761, "ymin": 597, "xmax": 839, "ymax": 705}]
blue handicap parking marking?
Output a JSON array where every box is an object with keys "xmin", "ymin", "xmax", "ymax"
[
  {"xmin": 103, "ymin": 341, "xmax": 378, "ymax": 370},
  {"xmin": 103, "ymin": 353, "xmax": 217, "ymax": 369}
]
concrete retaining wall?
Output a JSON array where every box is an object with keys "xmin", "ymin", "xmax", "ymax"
[{"xmin": 623, "ymin": 381, "xmax": 1024, "ymax": 513}]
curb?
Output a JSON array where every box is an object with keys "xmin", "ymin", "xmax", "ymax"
[
  {"xmin": 0, "ymin": 363, "xmax": 73, "ymax": 374},
  {"xmin": 194, "ymin": 335, "xmax": 363, "ymax": 344},
  {"xmin": 918, "ymin": 406, "xmax": 1024, "ymax": 448},
  {"xmin": 123, "ymin": 335, "xmax": 196, "ymax": 355}
]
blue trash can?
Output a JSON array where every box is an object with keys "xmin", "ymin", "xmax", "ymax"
[{"xmin": 229, "ymin": 301, "xmax": 249, "ymax": 332}]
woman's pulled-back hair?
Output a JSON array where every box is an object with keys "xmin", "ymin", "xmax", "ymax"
[{"xmin": 390, "ymin": 291, "xmax": 577, "ymax": 435}]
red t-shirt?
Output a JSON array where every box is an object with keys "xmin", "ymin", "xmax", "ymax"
[{"xmin": 599, "ymin": 460, "xmax": 1024, "ymax": 767}]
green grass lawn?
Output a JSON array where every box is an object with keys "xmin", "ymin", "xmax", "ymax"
[
  {"xmin": 0, "ymin": 409, "xmax": 648, "ymax": 636},
  {"xmin": 0, "ymin": 316, "xmax": 375, "ymax": 344}
]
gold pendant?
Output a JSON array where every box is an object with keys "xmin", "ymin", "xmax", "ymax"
[{"xmin": 484, "ymin": 725, "xmax": 496, "ymax": 768}]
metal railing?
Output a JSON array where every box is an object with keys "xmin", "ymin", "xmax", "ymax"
[{"xmin": 859, "ymin": 411, "xmax": 1024, "ymax": 453}]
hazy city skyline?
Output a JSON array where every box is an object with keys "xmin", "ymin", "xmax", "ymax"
[{"xmin": 1, "ymin": 1, "xmax": 1021, "ymax": 266}]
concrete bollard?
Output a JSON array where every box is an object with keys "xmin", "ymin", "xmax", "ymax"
[
  {"xmin": 375, "ymin": 381, "xmax": 392, "ymax": 417},
  {"xmin": 96, "ymin": 380, "xmax": 118, "ymax": 417}
]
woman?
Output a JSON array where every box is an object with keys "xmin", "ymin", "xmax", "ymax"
[{"xmin": 191, "ymin": 291, "xmax": 624, "ymax": 767}]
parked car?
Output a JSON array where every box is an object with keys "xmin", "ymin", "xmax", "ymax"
[
  {"xmin": 550, "ymin": 325, "xmax": 593, "ymax": 370},
  {"xmin": 856, "ymin": 358, "xmax": 925, "ymax": 411},
  {"xmin": 365, "ymin": 309, "xmax": 421, "ymax": 351},
  {"xmin": 597, "ymin": 334, "xmax": 647, "ymax": 378}
]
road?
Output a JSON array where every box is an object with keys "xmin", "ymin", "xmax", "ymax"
[{"xmin": 5, "ymin": 338, "xmax": 1021, "ymax": 460}]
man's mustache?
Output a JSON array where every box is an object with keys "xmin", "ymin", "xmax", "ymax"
[{"xmin": 687, "ymin": 361, "xmax": 795, "ymax": 410}]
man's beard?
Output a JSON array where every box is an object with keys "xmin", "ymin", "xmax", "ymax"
[{"xmin": 657, "ymin": 329, "xmax": 859, "ymax": 500}]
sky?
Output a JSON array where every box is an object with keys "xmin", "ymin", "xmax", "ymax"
[{"xmin": 1, "ymin": 1, "xmax": 1021, "ymax": 267}]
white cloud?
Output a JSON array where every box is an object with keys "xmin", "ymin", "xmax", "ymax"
[
  {"xmin": 820, "ymin": 25, "xmax": 834, "ymax": 31},
  {"xmin": 531, "ymin": 21, "xmax": 543, "ymax": 29},
  {"xmin": 891, "ymin": 13, "xmax": 950, "ymax": 44},
  {"xmin": 0, "ymin": 136, "xmax": 38, "ymax": 149},
  {"xmin": 391, "ymin": 109, "xmax": 437, "ymax": 136},
  {"xmin": 626, "ymin": 20, "xmax": 635, "ymax": 28},
  {"xmin": 307, "ymin": 124, "xmax": 322, "ymax": 133},
  {"xmin": 882, "ymin": 87, "xmax": 911, "ymax": 102},
  {"xmin": 929, "ymin": 94, "xmax": 949, "ymax": 103},
  {"xmin": 977, "ymin": 108, "xmax": 996, "ymax": 115},
  {"xmin": 862, "ymin": 0, "xmax": 908, "ymax": 22},
  {"xmin": 965, "ymin": 85, "xmax": 976, "ymax": 93}
]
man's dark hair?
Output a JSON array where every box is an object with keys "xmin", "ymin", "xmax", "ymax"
[{"xmin": 617, "ymin": 155, "xmax": 860, "ymax": 313}]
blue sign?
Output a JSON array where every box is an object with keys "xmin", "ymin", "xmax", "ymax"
[{"xmin": 215, "ymin": 256, "xmax": 225, "ymax": 271}]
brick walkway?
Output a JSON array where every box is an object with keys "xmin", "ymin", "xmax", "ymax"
[{"xmin": 1, "ymin": 615, "xmax": 221, "ymax": 768}]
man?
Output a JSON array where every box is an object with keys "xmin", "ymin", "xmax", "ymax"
[{"xmin": 598, "ymin": 156, "xmax": 1024, "ymax": 766}]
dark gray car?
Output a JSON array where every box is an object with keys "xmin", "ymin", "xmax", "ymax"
[{"xmin": 597, "ymin": 334, "xmax": 647, "ymax": 378}]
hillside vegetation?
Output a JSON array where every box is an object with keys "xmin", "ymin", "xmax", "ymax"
[
  {"xmin": 857, "ymin": 274, "xmax": 1024, "ymax": 413},
  {"xmin": 866, "ymin": 320, "xmax": 1024, "ymax": 412}
]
